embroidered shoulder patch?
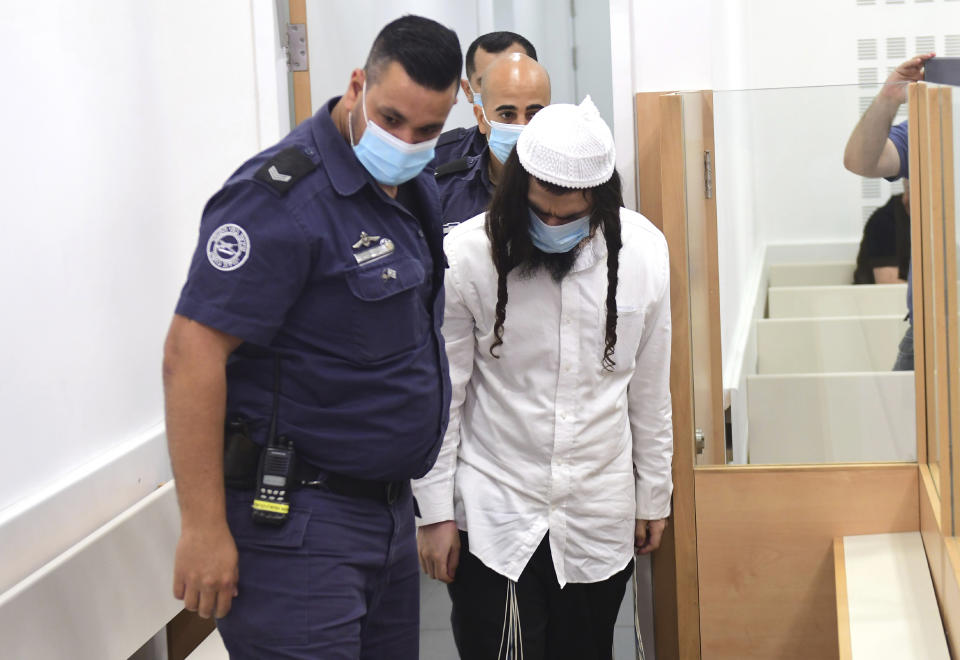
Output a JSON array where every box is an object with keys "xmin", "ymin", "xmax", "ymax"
[{"xmin": 207, "ymin": 224, "xmax": 251, "ymax": 271}]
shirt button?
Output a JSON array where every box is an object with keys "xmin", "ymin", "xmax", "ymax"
[{"xmin": 417, "ymin": 229, "xmax": 425, "ymax": 238}]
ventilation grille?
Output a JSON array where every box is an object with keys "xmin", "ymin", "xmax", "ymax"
[
  {"xmin": 946, "ymin": 34, "xmax": 960, "ymax": 56},
  {"xmin": 859, "ymin": 67, "xmax": 879, "ymax": 87},
  {"xmin": 916, "ymin": 35, "xmax": 936, "ymax": 52},
  {"xmin": 857, "ymin": 0, "xmax": 876, "ymax": 5},
  {"xmin": 862, "ymin": 179, "xmax": 882, "ymax": 198},
  {"xmin": 887, "ymin": 37, "xmax": 906, "ymax": 60},
  {"xmin": 891, "ymin": 180, "xmax": 904, "ymax": 194},
  {"xmin": 859, "ymin": 96, "xmax": 874, "ymax": 113},
  {"xmin": 858, "ymin": 38, "xmax": 878, "ymax": 59}
]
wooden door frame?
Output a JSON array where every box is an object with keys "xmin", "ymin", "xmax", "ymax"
[{"xmin": 289, "ymin": 0, "xmax": 312, "ymax": 126}]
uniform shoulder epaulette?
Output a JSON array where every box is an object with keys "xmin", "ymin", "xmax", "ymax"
[
  {"xmin": 436, "ymin": 127, "xmax": 466, "ymax": 147},
  {"xmin": 434, "ymin": 157, "xmax": 471, "ymax": 178},
  {"xmin": 253, "ymin": 147, "xmax": 317, "ymax": 196}
]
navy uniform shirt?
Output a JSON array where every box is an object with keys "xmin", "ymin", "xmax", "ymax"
[
  {"xmin": 435, "ymin": 149, "xmax": 495, "ymax": 235},
  {"xmin": 431, "ymin": 125, "xmax": 488, "ymax": 167},
  {"xmin": 175, "ymin": 97, "xmax": 451, "ymax": 482}
]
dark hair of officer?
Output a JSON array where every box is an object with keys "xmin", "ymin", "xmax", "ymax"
[
  {"xmin": 365, "ymin": 15, "xmax": 463, "ymax": 91},
  {"xmin": 485, "ymin": 149, "xmax": 624, "ymax": 370},
  {"xmin": 465, "ymin": 31, "xmax": 538, "ymax": 79}
]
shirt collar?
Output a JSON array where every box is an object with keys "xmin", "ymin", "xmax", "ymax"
[
  {"xmin": 572, "ymin": 225, "xmax": 610, "ymax": 273},
  {"xmin": 311, "ymin": 97, "xmax": 368, "ymax": 197}
]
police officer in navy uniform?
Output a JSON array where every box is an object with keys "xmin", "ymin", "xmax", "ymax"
[
  {"xmin": 435, "ymin": 53, "xmax": 550, "ymax": 234},
  {"xmin": 432, "ymin": 31, "xmax": 539, "ymax": 166},
  {"xmin": 162, "ymin": 16, "xmax": 460, "ymax": 659}
]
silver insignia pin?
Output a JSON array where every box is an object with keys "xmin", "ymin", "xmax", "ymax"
[
  {"xmin": 381, "ymin": 267, "xmax": 398, "ymax": 281},
  {"xmin": 352, "ymin": 231, "xmax": 382, "ymax": 249}
]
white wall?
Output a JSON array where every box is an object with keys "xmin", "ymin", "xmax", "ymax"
[
  {"xmin": 0, "ymin": 0, "xmax": 275, "ymax": 592},
  {"xmin": 303, "ymin": 0, "xmax": 605, "ymax": 137},
  {"xmin": 305, "ymin": 1, "xmax": 484, "ymax": 132}
]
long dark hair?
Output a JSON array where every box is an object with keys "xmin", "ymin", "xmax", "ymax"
[{"xmin": 485, "ymin": 149, "xmax": 624, "ymax": 369}]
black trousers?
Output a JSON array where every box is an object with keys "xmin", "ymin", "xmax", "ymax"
[{"xmin": 447, "ymin": 531, "xmax": 633, "ymax": 660}]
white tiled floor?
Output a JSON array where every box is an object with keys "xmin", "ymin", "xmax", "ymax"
[{"xmin": 418, "ymin": 572, "xmax": 638, "ymax": 660}]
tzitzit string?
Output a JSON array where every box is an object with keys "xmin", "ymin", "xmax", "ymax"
[
  {"xmin": 633, "ymin": 557, "xmax": 646, "ymax": 660},
  {"xmin": 497, "ymin": 580, "xmax": 524, "ymax": 660}
]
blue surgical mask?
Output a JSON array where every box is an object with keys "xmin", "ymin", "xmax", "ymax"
[
  {"xmin": 349, "ymin": 82, "xmax": 438, "ymax": 186},
  {"xmin": 528, "ymin": 207, "xmax": 591, "ymax": 253},
  {"xmin": 469, "ymin": 84, "xmax": 482, "ymax": 107},
  {"xmin": 482, "ymin": 107, "xmax": 525, "ymax": 164}
]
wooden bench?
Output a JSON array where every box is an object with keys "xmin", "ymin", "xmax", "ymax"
[
  {"xmin": 768, "ymin": 261, "xmax": 855, "ymax": 287},
  {"xmin": 768, "ymin": 284, "xmax": 908, "ymax": 319},
  {"xmin": 746, "ymin": 372, "xmax": 915, "ymax": 463},
  {"xmin": 834, "ymin": 532, "xmax": 948, "ymax": 659},
  {"xmin": 757, "ymin": 315, "xmax": 908, "ymax": 374}
]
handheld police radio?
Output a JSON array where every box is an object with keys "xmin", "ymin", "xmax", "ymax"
[{"xmin": 251, "ymin": 355, "xmax": 295, "ymax": 526}]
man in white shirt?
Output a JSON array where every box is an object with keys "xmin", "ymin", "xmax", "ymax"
[{"xmin": 413, "ymin": 97, "xmax": 673, "ymax": 659}]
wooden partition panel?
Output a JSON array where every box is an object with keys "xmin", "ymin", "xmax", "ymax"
[
  {"xmin": 635, "ymin": 92, "xmax": 673, "ymax": 230},
  {"xmin": 919, "ymin": 465, "xmax": 960, "ymax": 655},
  {"xmin": 695, "ymin": 464, "xmax": 919, "ymax": 660},
  {"xmin": 682, "ymin": 91, "xmax": 725, "ymax": 466},
  {"xmin": 654, "ymin": 92, "xmax": 701, "ymax": 660},
  {"xmin": 939, "ymin": 86, "xmax": 960, "ymax": 535},
  {"xmin": 909, "ymin": 85, "xmax": 929, "ymax": 471}
]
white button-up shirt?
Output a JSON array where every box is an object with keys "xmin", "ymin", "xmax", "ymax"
[{"xmin": 413, "ymin": 208, "xmax": 673, "ymax": 586}]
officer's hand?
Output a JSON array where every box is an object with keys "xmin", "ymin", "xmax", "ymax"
[
  {"xmin": 635, "ymin": 518, "xmax": 667, "ymax": 555},
  {"xmin": 417, "ymin": 520, "xmax": 460, "ymax": 583},
  {"xmin": 173, "ymin": 522, "xmax": 239, "ymax": 619},
  {"xmin": 881, "ymin": 52, "xmax": 936, "ymax": 104}
]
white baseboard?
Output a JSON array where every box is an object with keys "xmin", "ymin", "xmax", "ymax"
[
  {"xmin": 0, "ymin": 482, "xmax": 182, "ymax": 659},
  {"xmin": 0, "ymin": 424, "xmax": 171, "ymax": 594}
]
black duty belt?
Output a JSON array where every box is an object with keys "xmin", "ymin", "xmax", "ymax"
[{"xmin": 223, "ymin": 421, "xmax": 406, "ymax": 506}]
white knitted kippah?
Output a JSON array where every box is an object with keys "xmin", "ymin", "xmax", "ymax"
[{"xmin": 516, "ymin": 95, "xmax": 616, "ymax": 189}]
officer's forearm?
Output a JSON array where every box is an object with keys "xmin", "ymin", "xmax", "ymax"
[
  {"xmin": 844, "ymin": 96, "xmax": 900, "ymax": 177},
  {"xmin": 163, "ymin": 324, "xmax": 233, "ymax": 530}
]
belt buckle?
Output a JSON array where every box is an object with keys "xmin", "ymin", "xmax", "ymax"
[{"xmin": 385, "ymin": 481, "xmax": 400, "ymax": 505}]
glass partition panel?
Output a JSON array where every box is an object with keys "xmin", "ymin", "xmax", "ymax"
[{"xmin": 709, "ymin": 83, "xmax": 919, "ymax": 468}]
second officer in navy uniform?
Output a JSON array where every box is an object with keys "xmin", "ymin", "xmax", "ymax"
[
  {"xmin": 435, "ymin": 52, "xmax": 551, "ymax": 234},
  {"xmin": 162, "ymin": 16, "xmax": 460, "ymax": 659},
  {"xmin": 432, "ymin": 31, "xmax": 539, "ymax": 166}
]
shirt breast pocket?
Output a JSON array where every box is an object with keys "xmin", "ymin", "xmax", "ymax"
[
  {"xmin": 601, "ymin": 305, "xmax": 646, "ymax": 372},
  {"xmin": 345, "ymin": 256, "xmax": 428, "ymax": 363}
]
